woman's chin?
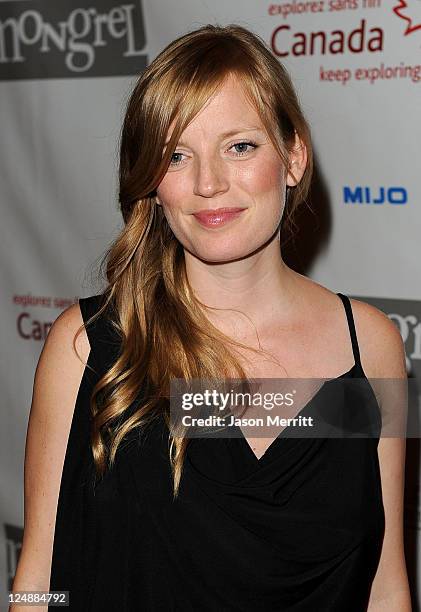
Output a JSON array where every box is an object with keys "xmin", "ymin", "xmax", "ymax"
[{"xmin": 186, "ymin": 244, "xmax": 260, "ymax": 264}]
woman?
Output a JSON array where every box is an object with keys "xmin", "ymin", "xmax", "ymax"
[{"xmin": 11, "ymin": 23, "xmax": 410, "ymax": 612}]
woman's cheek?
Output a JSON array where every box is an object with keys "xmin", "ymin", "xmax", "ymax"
[{"xmin": 243, "ymin": 160, "xmax": 284, "ymax": 195}]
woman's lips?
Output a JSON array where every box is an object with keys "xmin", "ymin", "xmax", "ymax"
[{"xmin": 192, "ymin": 208, "xmax": 246, "ymax": 228}]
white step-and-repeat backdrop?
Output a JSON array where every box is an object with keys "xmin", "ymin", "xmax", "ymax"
[{"xmin": 1, "ymin": 0, "xmax": 419, "ymax": 609}]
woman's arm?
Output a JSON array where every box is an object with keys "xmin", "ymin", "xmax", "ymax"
[
  {"xmin": 9, "ymin": 304, "xmax": 90, "ymax": 611},
  {"xmin": 353, "ymin": 299, "xmax": 412, "ymax": 611},
  {"xmin": 368, "ymin": 436, "xmax": 411, "ymax": 611}
]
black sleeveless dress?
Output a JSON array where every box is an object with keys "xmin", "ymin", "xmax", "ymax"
[{"xmin": 49, "ymin": 292, "xmax": 385, "ymax": 611}]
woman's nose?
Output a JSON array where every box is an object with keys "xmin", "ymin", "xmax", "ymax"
[{"xmin": 193, "ymin": 157, "xmax": 230, "ymax": 198}]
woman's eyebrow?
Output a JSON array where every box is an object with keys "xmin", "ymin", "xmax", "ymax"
[
  {"xmin": 166, "ymin": 127, "xmax": 264, "ymax": 147},
  {"xmin": 217, "ymin": 126, "xmax": 264, "ymax": 139}
]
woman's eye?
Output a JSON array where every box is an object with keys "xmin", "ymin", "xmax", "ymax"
[
  {"xmin": 170, "ymin": 152, "xmax": 185, "ymax": 166},
  {"xmin": 230, "ymin": 141, "xmax": 257, "ymax": 156},
  {"xmin": 169, "ymin": 141, "xmax": 258, "ymax": 167}
]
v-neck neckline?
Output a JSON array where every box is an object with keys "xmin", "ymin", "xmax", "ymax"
[{"xmin": 236, "ymin": 363, "xmax": 358, "ymax": 464}]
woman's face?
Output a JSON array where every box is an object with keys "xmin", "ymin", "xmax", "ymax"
[{"xmin": 155, "ymin": 73, "xmax": 306, "ymax": 263}]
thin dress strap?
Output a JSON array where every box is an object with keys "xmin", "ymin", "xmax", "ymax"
[{"xmin": 336, "ymin": 292, "xmax": 361, "ymax": 367}]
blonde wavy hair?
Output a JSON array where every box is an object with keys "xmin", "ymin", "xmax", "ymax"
[{"xmin": 76, "ymin": 23, "xmax": 314, "ymax": 498}]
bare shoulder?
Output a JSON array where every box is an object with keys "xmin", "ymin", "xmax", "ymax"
[
  {"xmin": 348, "ymin": 297, "xmax": 407, "ymax": 379},
  {"xmin": 41, "ymin": 302, "xmax": 90, "ymax": 367}
]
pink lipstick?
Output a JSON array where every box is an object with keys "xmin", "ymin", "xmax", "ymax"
[{"xmin": 192, "ymin": 207, "xmax": 246, "ymax": 228}]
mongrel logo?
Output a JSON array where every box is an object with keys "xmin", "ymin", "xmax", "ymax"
[{"xmin": 0, "ymin": 1, "xmax": 147, "ymax": 80}]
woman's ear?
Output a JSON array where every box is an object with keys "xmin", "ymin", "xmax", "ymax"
[{"xmin": 286, "ymin": 131, "xmax": 307, "ymax": 187}]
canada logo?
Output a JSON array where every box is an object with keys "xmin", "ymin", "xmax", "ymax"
[{"xmin": 393, "ymin": 0, "xmax": 421, "ymax": 35}]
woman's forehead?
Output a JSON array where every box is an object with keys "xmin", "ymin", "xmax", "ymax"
[{"xmin": 165, "ymin": 91, "xmax": 264, "ymax": 145}]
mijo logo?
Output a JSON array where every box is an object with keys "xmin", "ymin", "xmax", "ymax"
[
  {"xmin": 343, "ymin": 186, "xmax": 408, "ymax": 204},
  {"xmin": 0, "ymin": 1, "xmax": 147, "ymax": 80}
]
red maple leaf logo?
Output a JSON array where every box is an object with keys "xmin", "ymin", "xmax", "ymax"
[{"xmin": 393, "ymin": 0, "xmax": 421, "ymax": 35}]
